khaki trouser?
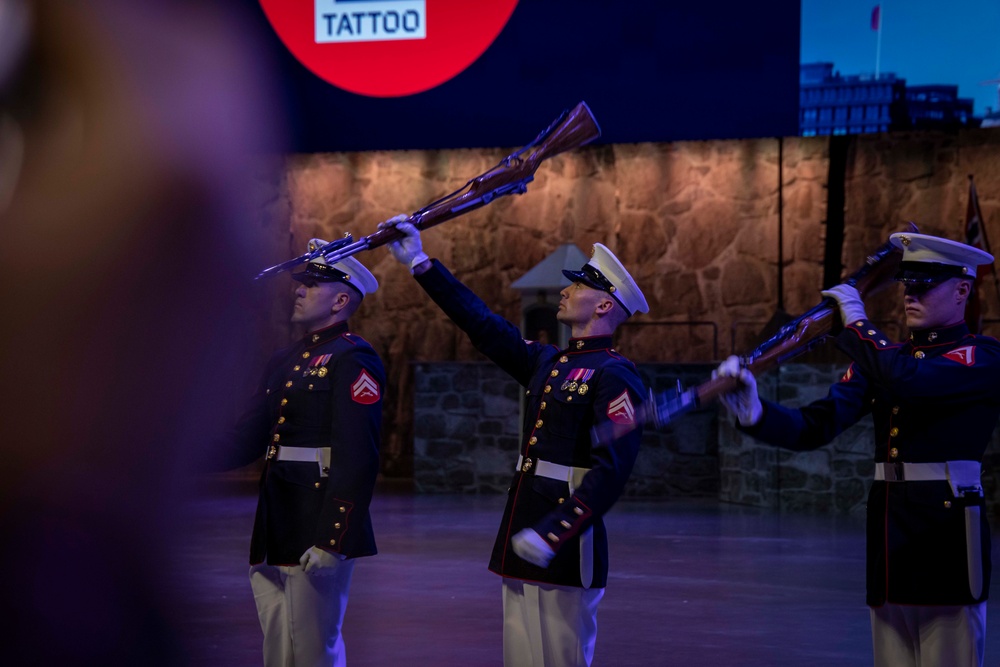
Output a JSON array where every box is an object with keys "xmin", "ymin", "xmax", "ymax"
[
  {"xmin": 502, "ymin": 577, "xmax": 604, "ymax": 667},
  {"xmin": 871, "ymin": 601, "xmax": 986, "ymax": 667},
  {"xmin": 249, "ymin": 559, "xmax": 356, "ymax": 667}
]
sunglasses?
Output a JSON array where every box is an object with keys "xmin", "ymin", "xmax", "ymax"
[{"xmin": 901, "ymin": 280, "xmax": 945, "ymax": 297}]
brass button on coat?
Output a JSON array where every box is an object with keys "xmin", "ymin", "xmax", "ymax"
[
  {"xmin": 559, "ymin": 356, "xmax": 568, "ymax": 363},
  {"xmin": 889, "ymin": 427, "xmax": 899, "ymax": 437},
  {"xmin": 535, "ymin": 419, "xmax": 544, "ymax": 428},
  {"xmin": 914, "ymin": 350, "xmax": 926, "ymax": 359},
  {"xmin": 528, "ymin": 437, "xmax": 537, "ymax": 445},
  {"xmin": 889, "ymin": 447, "xmax": 899, "ymax": 458}
]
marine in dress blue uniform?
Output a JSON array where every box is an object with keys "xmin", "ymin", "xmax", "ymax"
[
  {"xmin": 222, "ymin": 242, "xmax": 385, "ymax": 667},
  {"xmin": 382, "ymin": 218, "xmax": 648, "ymax": 667},
  {"xmin": 717, "ymin": 232, "xmax": 999, "ymax": 667}
]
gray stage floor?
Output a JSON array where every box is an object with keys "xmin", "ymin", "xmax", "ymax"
[{"xmin": 176, "ymin": 483, "xmax": 1000, "ymax": 666}]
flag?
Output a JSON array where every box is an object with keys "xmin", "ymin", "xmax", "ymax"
[
  {"xmin": 871, "ymin": 5, "xmax": 881, "ymax": 31},
  {"xmin": 964, "ymin": 175, "xmax": 993, "ymax": 333}
]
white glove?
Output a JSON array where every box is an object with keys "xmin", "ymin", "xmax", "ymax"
[
  {"xmin": 378, "ymin": 214, "xmax": 428, "ymax": 272},
  {"xmin": 299, "ymin": 546, "xmax": 343, "ymax": 576},
  {"xmin": 713, "ymin": 355, "xmax": 762, "ymax": 426},
  {"xmin": 511, "ymin": 528, "xmax": 555, "ymax": 568},
  {"xmin": 820, "ymin": 284, "xmax": 867, "ymax": 325}
]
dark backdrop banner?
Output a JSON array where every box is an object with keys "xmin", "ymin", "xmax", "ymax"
[{"xmin": 252, "ymin": 0, "xmax": 801, "ymax": 151}]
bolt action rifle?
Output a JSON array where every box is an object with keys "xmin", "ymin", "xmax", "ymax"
[
  {"xmin": 255, "ymin": 102, "xmax": 602, "ymax": 280},
  {"xmin": 592, "ymin": 222, "xmax": 919, "ymax": 445}
]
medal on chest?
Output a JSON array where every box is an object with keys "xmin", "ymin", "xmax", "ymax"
[
  {"xmin": 304, "ymin": 353, "xmax": 332, "ymax": 377},
  {"xmin": 560, "ymin": 368, "xmax": 594, "ymax": 394}
]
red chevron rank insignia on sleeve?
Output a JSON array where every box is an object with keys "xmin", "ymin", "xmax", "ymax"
[
  {"xmin": 839, "ymin": 364, "xmax": 855, "ymax": 382},
  {"xmin": 943, "ymin": 345, "xmax": 975, "ymax": 367},
  {"xmin": 607, "ymin": 390, "xmax": 635, "ymax": 425},
  {"xmin": 351, "ymin": 369, "xmax": 380, "ymax": 404}
]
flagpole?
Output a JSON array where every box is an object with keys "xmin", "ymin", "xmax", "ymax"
[{"xmin": 969, "ymin": 174, "xmax": 1000, "ymax": 329}]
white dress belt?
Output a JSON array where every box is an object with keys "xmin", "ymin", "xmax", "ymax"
[
  {"xmin": 269, "ymin": 445, "xmax": 332, "ymax": 477},
  {"xmin": 516, "ymin": 455, "xmax": 590, "ymax": 490},
  {"xmin": 874, "ymin": 460, "xmax": 981, "ymax": 494}
]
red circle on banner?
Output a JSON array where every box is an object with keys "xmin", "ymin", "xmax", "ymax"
[{"xmin": 259, "ymin": 0, "xmax": 519, "ymax": 98}]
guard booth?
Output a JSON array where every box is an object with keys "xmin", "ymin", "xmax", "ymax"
[{"xmin": 510, "ymin": 243, "xmax": 589, "ymax": 348}]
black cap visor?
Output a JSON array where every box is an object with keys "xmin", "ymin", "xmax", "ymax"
[
  {"xmin": 562, "ymin": 265, "xmax": 632, "ymax": 316},
  {"xmin": 894, "ymin": 261, "xmax": 968, "ymax": 284},
  {"xmin": 292, "ymin": 263, "xmax": 363, "ymax": 297}
]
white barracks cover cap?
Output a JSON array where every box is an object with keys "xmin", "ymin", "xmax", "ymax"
[
  {"xmin": 562, "ymin": 242, "xmax": 648, "ymax": 316},
  {"xmin": 291, "ymin": 238, "xmax": 379, "ymax": 296},
  {"xmin": 890, "ymin": 232, "xmax": 994, "ymax": 283}
]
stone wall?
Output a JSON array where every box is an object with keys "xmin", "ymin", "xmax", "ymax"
[
  {"xmin": 414, "ymin": 360, "xmax": 1000, "ymax": 521},
  {"xmin": 719, "ymin": 363, "xmax": 1000, "ymax": 521},
  {"xmin": 246, "ymin": 129, "xmax": 1000, "ymax": 478},
  {"xmin": 414, "ymin": 362, "xmax": 720, "ymax": 497}
]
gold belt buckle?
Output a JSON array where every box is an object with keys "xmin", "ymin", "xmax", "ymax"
[
  {"xmin": 521, "ymin": 457, "xmax": 534, "ymax": 473},
  {"xmin": 266, "ymin": 444, "xmax": 279, "ymax": 461}
]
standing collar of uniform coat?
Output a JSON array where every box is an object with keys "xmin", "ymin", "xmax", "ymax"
[
  {"xmin": 303, "ymin": 321, "xmax": 350, "ymax": 348},
  {"xmin": 907, "ymin": 321, "xmax": 969, "ymax": 347},
  {"xmin": 565, "ymin": 335, "xmax": 614, "ymax": 353}
]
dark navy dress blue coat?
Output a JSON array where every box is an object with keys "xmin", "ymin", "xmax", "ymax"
[
  {"xmin": 417, "ymin": 260, "xmax": 645, "ymax": 588},
  {"xmin": 744, "ymin": 319, "xmax": 1000, "ymax": 605},
  {"xmin": 225, "ymin": 321, "xmax": 384, "ymax": 566}
]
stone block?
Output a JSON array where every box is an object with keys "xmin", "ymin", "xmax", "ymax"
[
  {"xmin": 422, "ymin": 439, "xmax": 464, "ymax": 459},
  {"xmin": 415, "ymin": 414, "xmax": 446, "ymax": 440}
]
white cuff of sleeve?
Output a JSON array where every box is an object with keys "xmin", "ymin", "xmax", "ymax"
[{"xmin": 409, "ymin": 252, "xmax": 429, "ymax": 273}]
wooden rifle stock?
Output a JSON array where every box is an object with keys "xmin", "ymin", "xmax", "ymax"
[
  {"xmin": 255, "ymin": 102, "xmax": 601, "ymax": 279},
  {"xmin": 592, "ymin": 223, "xmax": 918, "ymax": 444}
]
